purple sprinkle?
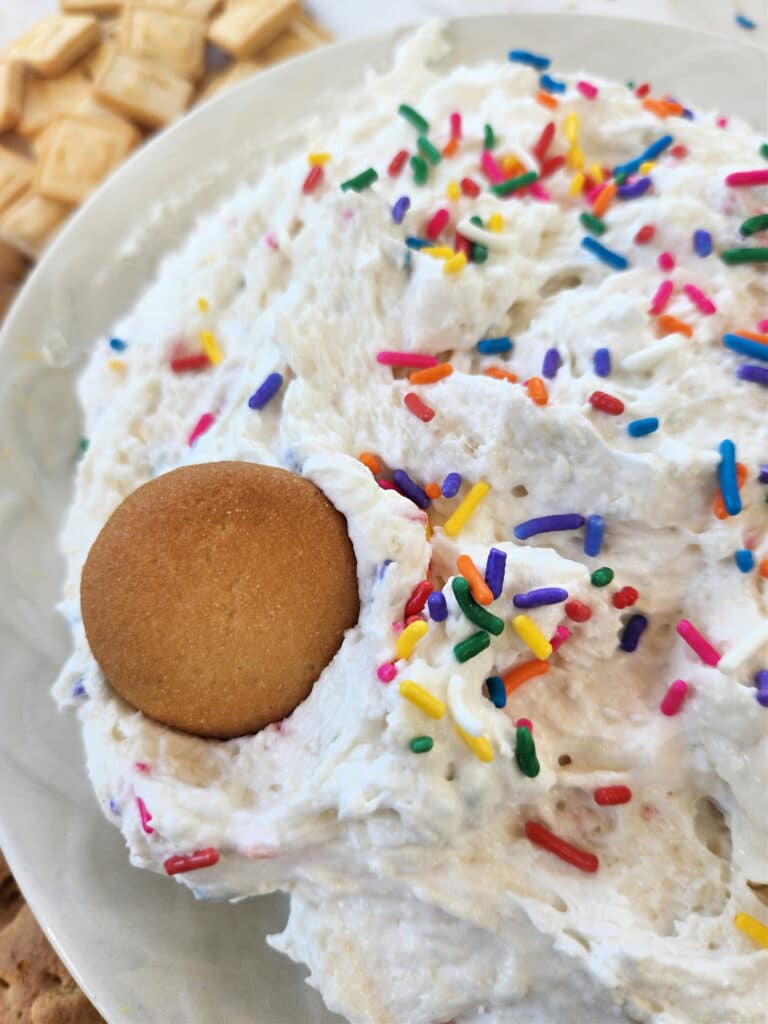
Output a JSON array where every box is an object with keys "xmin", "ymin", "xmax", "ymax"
[
  {"xmin": 758, "ymin": 464, "xmax": 768, "ymax": 484},
  {"xmin": 108, "ymin": 799, "xmax": 121, "ymax": 816},
  {"xmin": 617, "ymin": 177, "xmax": 651, "ymax": 199},
  {"xmin": 514, "ymin": 513, "xmax": 585, "ymax": 540},
  {"xmin": 737, "ymin": 364, "xmax": 768, "ymax": 387},
  {"xmin": 693, "ymin": 229, "xmax": 712, "ymax": 257},
  {"xmin": 248, "ymin": 371, "xmax": 283, "ymax": 410},
  {"xmin": 593, "ymin": 348, "xmax": 611, "ymax": 377},
  {"xmin": 756, "ymin": 670, "xmax": 768, "ymax": 707},
  {"xmin": 392, "ymin": 195, "xmax": 411, "ymax": 224},
  {"xmin": 71, "ymin": 677, "xmax": 86, "ymax": 698},
  {"xmin": 442, "ymin": 472, "xmax": 462, "ymax": 498},
  {"xmin": 584, "ymin": 514, "xmax": 605, "ymax": 557},
  {"xmin": 619, "ymin": 613, "xmax": 648, "ymax": 653},
  {"xmin": 484, "ymin": 548, "xmax": 507, "ymax": 599},
  {"xmin": 392, "ymin": 469, "xmax": 430, "ymax": 510},
  {"xmin": 377, "ymin": 559, "xmax": 393, "ymax": 580},
  {"xmin": 427, "ymin": 591, "xmax": 448, "ymax": 622},
  {"xmin": 513, "ymin": 587, "xmax": 568, "ymax": 608},
  {"xmin": 542, "ymin": 347, "xmax": 560, "ymax": 379}
]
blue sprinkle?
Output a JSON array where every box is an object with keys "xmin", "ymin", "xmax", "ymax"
[
  {"xmin": 109, "ymin": 337, "xmax": 127, "ymax": 351},
  {"xmin": 759, "ymin": 464, "xmax": 768, "ymax": 484},
  {"xmin": 756, "ymin": 670, "xmax": 768, "ymax": 707},
  {"xmin": 738, "ymin": 364, "xmax": 768, "ymax": 386},
  {"xmin": 539, "ymin": 72, "xmax": 566, "ymax": 94},
  {"xmin": 377, "ymin": 559, "xmax": 393, "ymax": 581},
  {"xmin": 620, "ymin": 614, "xmax": 648, "ymax": 653},
  {"xmin": 427, "ymin": 591, "xmax": 448, "ymax": 622},
  {"xmin": 71, "ymin": 677, "xmax": 86, "ymax": 698},
  {"xmin": 593, "ymin": 348, "xmax": 611, "ymax": 377},
  {"xmin": 405, "ymin": 235, "xmax": 429, "ymax": 249},
  {"xmin": 735, "ymin": 13, "xmax": 757, "ymax": 29},
  {"xmin": 613, "ymin": 134, "xmax": 673, "ymax": 178},
  {"xmin": 682, "ymin": 108, "xmax": 695, "ymax": 121},
  {"xmin": 581, "ymin": 236, "xmax": 629, "ymax": 271},
  {"xmin": 584, "ymin": 514, "xmax": 605, "ymax": 557},
  {"xmin": 508, "ymin": 49, "xmax": 551, "ymax": 70},
  {"xmin": 442, "ymin": 472, "xmax": 462, "ymax": 498},
  {"xmin": 617, "ymin": 177, "xmax": 652, "ymax": 199},
  {"xmin": 248, "ymin": 371, "xmax": 283, "ymax": 410},
  {"xmin": 693, "ymin": 229, "xmax": 712, "ymax": 257},
  {"xmin": 392, "ymin": 195, "xmax": 411, "ymax": 224},
  {"xmin": 723, "ymin": 334, "xmax": 768, "ymax": 362},
  {"xmin": 627, "ymin": 416, "xmax": 659, "ymax": 437},
  {"xmin": 392, "ymin": 469, "xmax": 430, "ymax": 510},
  {"xmin": 513, "ymin": 587, "xmax": 568, "ymax": 608},
  {"xmin": 718, "ymin": 439, "xmax": 742, "ymax": 516},
  {"xmin": 484, "ymin": 547, "xmax": 507, "ymax": 599},
  {"xmin": 514, "ymin": 513, "xmax": 585, "ymax": 540},
  {"xmin": 542, "ymin": 347, "xmax": 561, "ymax": 379},
  {"xmin": 486, "ymin": 676, "xmax": 507, "ymax": 708},
  {"xmin": 108, "ymin": 799, "xmax": 121, "ymax": 816},
  {"xmin": 477, "ymin": 336, "xmax": 513, "ymax": 355},
  {"xmin": 735, "ymin": 549, "xmax": 755, "ymax": 572}
]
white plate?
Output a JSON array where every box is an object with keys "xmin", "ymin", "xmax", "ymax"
[{"xmin": 0, "ymin": 14, "xmax": 764, "ymax": 1024}]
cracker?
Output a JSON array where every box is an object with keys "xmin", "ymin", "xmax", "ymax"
[
  {"xmin": 80, "ymin": 39, "xmax": 118, "ymax": 81},
  {"xmin": 5, "ymin": 15, "xmax": 101, "ymax": 79},
  {"xmin": 17, "ymin": 64, "xmax": 92, "ymax": 137},
  {"xmin": 0, "ymin": 62, "xmax": 25, "ymax": 134},
  {"xmin": 76, "ymin": 92, "xmax": 144, "ymax": 140},
  {"xmin": 0, "ymin": 190, "xmax": 71, "ymax": 258},
  {"xmin": 119, "ymin": 8, "xmax": 207, "ymax": 81},
  {"xmin": 196, "ymin": 57, "xmax": 261, "ymax": 103},
  {"xmin": 0, "ymin": 148, "xmax": 35, "ymax": 214},
  {"xmin": 93, "ymin": 49, "xmax": 193, "ymax": 127},
  {"xmin": 61, "ymin": 0, "xmax": 124, "ymax": 12},
  {"xmin": 208, "ymin": 0, "xmax": 298, "ymax": 59},
  {"xmin": 128, "ymin": 0, "xmax": 222, "ymax": 15},
  {"xmin": 258, "ymin": 12, "xmax": 332, "ymax": 65},
  {"xmin": 34, "ymin": 115, "xmax": 140, "ymax": 204},
  {"xmin": 0, "ymin": 239, "xmax": 27, "ymax": 284}
]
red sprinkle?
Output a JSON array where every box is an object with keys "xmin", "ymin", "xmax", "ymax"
[
  {"xmin": 565, "ymin": 599, "xmax": 592, "ymax": 622},
  {"xmin": 635, "ymin": 223, "xmax": 656, "ymax": 244},
  {"xmin": 635, "ymin": 82, "xmax": 651, "ymax": 98},
  {"xmin": 540, "ymin": 154, "xmax": 566, "ymax": 178},
  {"xmin": 450, "ymin": 111, "xmax": 462, "ymax": 140},
  {"xmin": 612, "ymin": 586, "xmax": 639, "ymax": 609},
  {"xmin": 460, "ymin": 176, "xmax": 481, "ymax": 198},
  {"xmin": 404, "ymin": 580, "xmax": 434, "ymax": 618},
  {"xmin": 136, "ymin": 797, "xmax": 153, "ymax": 835},
  {"xmin": 404, "ymin": 392, "xmax": 435, "ymax": 422},
  {"xmin": 594, "ymin": 785, "xmax": 632, "ymax": 806},
  {"xmin": 302, "ymin": 164, "xmax": 323, "ymax": 195},
  {"xmin": 171, "ymin": 352, "xmax": 210, "ymax": 373},
  {"xmin": 670, "ymin": 144, "xmax": 688, "ymax": 158},
  {"xmin": 589, "ymin": 391, "xmax": 624, "ymax": 415},
  {"xmin": 525, "ymin": 821, "xmax": 599, "ymax": 873},
  {"xmin": 188, "ymin": 412, "xmax": 215, "ymax": 446},
  {"xmin": 377, "ymin": 479, "xmax": 397, "ymax": 491},
  {"xmin": 532, "ymin": 121, "xmax": 555, "ymax": 165},
  {"xmin": 516, "ymin": 717, "xmax": 533, "ymax": 731},
  {"xmin": 454, "ymin": 231, "xmax": 471, "ymax": 258},
  {"xmin": 388, "ymin": 149, "xmax": 409, "ymax": 177},
  {"xmin": 426, "ymin": 207, "xmax": 450, "ymax": 240},
  {"xmin": 164, "ymin": 848, "xmax": 219, "ymax": 875}
]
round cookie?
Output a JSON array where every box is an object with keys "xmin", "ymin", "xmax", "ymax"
[{"xmin": 80, "ymin": 462, "xmax": 360, "ymax": 739}]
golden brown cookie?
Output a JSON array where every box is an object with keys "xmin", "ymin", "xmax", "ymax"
[{"xmin": 81, "ymin": 462, "xmax": 360, "ymax": 738}]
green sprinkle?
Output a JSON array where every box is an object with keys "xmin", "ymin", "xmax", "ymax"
[
  {"xmin": 454, "ymin": 631, "xmax": 491, "ymax": 663},
  {"xmin": 78, "ymin": 438, "xmax": 90, "ymax": 454},
  {"xmin": 740, "ymin": 214, "xmax": 768, "ymax": 236},
  {"xmin": 580, "ymin": 212, "xmax": 606, "ymax": 236},
  {"xmin": 472, "ymin": 243, "xmax": 489, "ymax": 263},
  {"xmin": 398, "ymin": 103, "xmax": 429, "ymax": 134},
  {"xmin": 409, "ymin": 736, "xmax": 434, "ymax": 754},
  {"xmin": 417, "ymin": 135, "xmax": 442, "ymax": 166},
  {"xmin": 626, "ymin": 80, "xmax": 635, "ymax": 89},
  {"xmin": 452, "ymin": 577, "xmax": 504, "ymax": 636},
  {"xmin": 760, "ymin": 142, "xmax": 768, "ymax": 159},
  {"xmin": 483, "ymin": 123, "xmax": 496, "ymax": 149},
  {"xmin": 720, "ymin": 247, "xmax": 768, "ymax": 265},
  {"xmin": 340, "ymin": 168, "xmax": 378, "ymax": 192},
  {"xmin": 490, "ymin": 171, "xmax": 538, "ymax": 196},
  {"xmin": 515, "ymin": 726, "xmax": 540, "ymax": 778},
  {"xmin": 469, "ymin": 215, "xmax": 484, "ymax": 227},
  {"xmin": 591, "ymin": 566, "xmax": 614, "ymax": 587},
  {"xmin": 410, "ymin": 154, "xmax": 428, "ymax": 185},
  {"xmin": 614, "ymin": 170, "xmax": 628, "ymax": 185}
]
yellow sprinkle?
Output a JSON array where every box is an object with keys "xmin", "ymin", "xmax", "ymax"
[
  {"xmin": 425, "ymin": 518, "xmax": 433, "ymax": 541},
  {"xmin": 443, "ymin": 481, "xmax": 490, "ymax": 537},
  {"xmin": 421, "ymin": 245, "xmax": 454, "ymax": 259},
  {"xmin": 308, "ymin": 152, "xmax": 331, "ymax": 165},
  {"xmin": 567, "ymin": 146, "xmax": 585, "ymax": 170},
  {"xmin": 568, "ymin": 172, "xmax": 585, "ymax": 196},
  {"xmin": 588, "ymin": 163, "xmax": 604, "ymax": 184},
  {"xmin": 199, "ymin": 329, "xmax": 223, "ymax": 365},
  {"xmin": 446, "ymin": 180, "xmax": 461, "ymax": 200},
  {"xmin": 20, "ymin": 350, "xmax": 42, "ymax": 363},
  {"xmin": 399, "ymin": 680, "xmax": 445, "ymax": 719},
  {"xmin": 443, "ymin": 252, "xmax": 467, "ymax": 275},
  {"xmin": 487, "ymin": 212, "xmax": 504, "ymax": 233},
  {"xmin": 396, "ymin": 620, "xmax": 429, "ymax": 661},
  {"xmin": 197, "ymin": 297, "xmax": 209, "ymax": 313},
  {"xmin": 455, "ymin": 724, "xmax": 494, "ymax": 762},
  {"xmin": 107, "ymin": 358, "xmax": 126, "ymax": 373},
  {"xmin": 639, "ymin": 160, "xmax": 655, "ymax": 174},
  {"xmin": 512, "ymin": 614, "xmax": 553, "ymax": 660},
  {"xmin": 734, "ymin": 912, "xmax": 768, "ymax": 949},
  {"xmin": 564, "ymin": 112, "xmax": 579, "ymax": 145}
]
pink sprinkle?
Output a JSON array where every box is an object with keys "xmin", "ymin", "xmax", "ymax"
[
  {"xmin": 677, "ymin": 619, "xmax": 721, "ymax": 666},
  {"xmin": 658, "ymin": 251, "xmax": 675, "ymax": 271},
  {"xmin": 426, "ymin": 207, "xmax": 450, "ymax": 241},
  {"xmin": 516, "ymin": 718, "xmax": 533, "ymax": 731},
  {"xmin": 137, "ymin": 797, "xmax": 154, "ymax": 835},
  {"xmin": 725, "ymin": 169, "xmax": 768, "ymax": 187},
  {"xmin": 480, "ymin": 149, "xmax": 505, "ymax": 184},
  {"xmin": 376, "ymin": 350, "xmax": 438, "ymax": 368},
  {"xmin": 377, "ymin": 662, "xmax": 396, "ymax": 682},
  {"xmin": 550, "ymin": 625, "xmax": 571, "ymax": 652},
  {"xmin": 265, "ymin": 231, "xmax": 279, "ymax": 250},
  {"xmin": 377, "ymin": 479, "xmax": 397, "ymax": 491},
  {"xmin": 758, "ymin": 319, "xmax": 768, "ymax": 332},
  {"xmin": 660, "ymin": 679, "xmax": 689, "ymax": 716},
  {"xmin": 716, "ymin": 117, "xmax": 728, "ymax": 129},
  {"xmin": 188, "ymin": 412, "xmax": 215, "ymax": 446},
  {"xmin": 577, "ymin": 80, "xmax": 598, "ymax": 100},
  {"xmin": 683, "ymin": 283, "xmax": 717, "ymax": 315},
  {"xmin": 528, "ymin": 181, "xmax": 551, "ymax": 202},
  {"xmin": 135, "ymin": 762, "xmax": 150, "ymax": 773},
  {"xmin": 450, "ymin": 111, "xmax": 462, "ymax": 140},
  {"xmin": 649, "ymin": 279, "xmax": 674, "ymax": 315},
  {"xmin": 586, "ymin": 182, "xmax": 605, "ymax": 205}
]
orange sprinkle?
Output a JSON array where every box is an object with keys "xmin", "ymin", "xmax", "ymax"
[
  {"xmin": 425, "ymin": 482, "xmax": 442, "ymax": 499},
  {"xmin": 592, "ymin": 180, "xmax": 617, "ymax": 218},
  {"xmin": 503, "ymin": 659, "xmax": 549, "ymax": 695},
  {"xmin": 359, "ymin": 452, "xmax": 381, "ymax": 475},
  {"xmin": 731, "ymin": 330, "xmax": 768, "ymax": 346},
  {"xmin": 409, "ymin": 363, "xmax": 454, "ymax": 385},
  {"xmin": 643, "ymin": 97, "xmax": 684, "ymax": 119},
  {"xmin": 442, "ymin": 137, "xmax": 459, "ymax": 157},
  {"xmin": 759, "ymin": 558, "xmax": 768, "ymax": 579},
  {"xmin": 527, "ymin": 376, "xmax": 548, "ymax": 405},
  {"xmin": 502, "ymin": 154, "xmax": 525, "ymax": 176},
  {"xmin": 536, "ymin": 90, "xmax": 559, "ymax": 110},
  {"xmin": 484, "ymin": 366, "xmax": 518, "ymax": 383},
  {"xmin": 657, "ymin": 314, "xmax": 694, "ymax": 338},
  {"xmin": 714, "ymin": 463, "xmax": 748, "ymax": 519},
  {"xmin": 457, "ymin": 553, "xmax": 493, "ymax": 606}
]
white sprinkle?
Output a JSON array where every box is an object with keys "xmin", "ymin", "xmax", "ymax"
[
  {"xmin": 622, "ymin": 336, "xmax": 686, "ymax": 371},
  {"xmin": 456, "ymin": 217, "xmax": 516, "ymax": 251},
  {"xmin": 447, "ymin": 675, "xmax": 483, "ymax": 737},
  {"xmin": 718, "ymin": 621, "xmax": 768, "ymax": 674}
]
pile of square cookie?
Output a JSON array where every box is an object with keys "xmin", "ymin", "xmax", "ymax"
[{"xmin": 0, "ymin": 0, "xmax": 329, "ymax": 321}]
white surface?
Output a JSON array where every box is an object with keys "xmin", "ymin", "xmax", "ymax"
[{"xmin": 0, "ymin": 12, "xmax": 766, "ymax": 1024}]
